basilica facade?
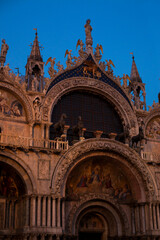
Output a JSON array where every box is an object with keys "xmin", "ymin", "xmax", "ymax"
[{"xmin": 0, "ymin": 20, "xmax": 160, "ymax": 240}]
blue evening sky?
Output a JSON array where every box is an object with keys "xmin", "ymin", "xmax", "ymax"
[{"xmin": 0, "ymin": 0, "xmax": 160, "ymax": 108}]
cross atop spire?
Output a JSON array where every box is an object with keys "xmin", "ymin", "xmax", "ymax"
[
  {"xmin": 130, "ymin": 55, "xmax": 142, "ymax": 83},
  {"xmin": 30, "ymin": 29, "xmax": 43, "ymax": 61}
]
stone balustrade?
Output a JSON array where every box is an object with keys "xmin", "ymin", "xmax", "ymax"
[{"xmin": 0, "ymin": 133, "xmax": 68, "ymax": 151}]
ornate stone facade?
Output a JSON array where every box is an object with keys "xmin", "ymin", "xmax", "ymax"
[{"xmin": 0, "ymin": 21, "xmax": 160, "ymax": 240}]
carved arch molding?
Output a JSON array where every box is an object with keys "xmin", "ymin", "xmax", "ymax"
[
  {"xmin": 44, "ymin": 77, "xmax": 138, "ymax": 134},
  {"xmin": 51, "ymin": 138, "xmax": 155, "ymax": 200},
  {"xmin": 66, "ymin": 194, "xmax": 129, "ymax": 236},
  {"xmin": 0, "ymin": 150, "xmax": 37, "ymax": 194},
  {"xmin": 0, "ymin": 81, "xmax": 33, "ymax": 122}
]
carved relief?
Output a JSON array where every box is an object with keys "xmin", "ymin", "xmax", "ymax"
[
  {"xmin": 146, "ymin": 116, "xmax": 160, "ymax": 140},
  {"xmin": 0, "ymin": 89, "xmax": 25, "ymax": 120},
  {"xmin": 155, "ymin": 172, "xmax": 160, "ymax": 190},
  {"xmin": 38, "ymin": 159, "xmax": 50, "ymax": 180}
]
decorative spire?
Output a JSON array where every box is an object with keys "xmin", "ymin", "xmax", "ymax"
[
  {"xmin": 30, "ymin": 29, "xmax": 43, "ymax": 61},
  {"xmin": 84, "ymin": 19, "xmax": 93, "ymax": 53},
  {"xmin": 130, "ymin": 55, "xmax": 142, "ymax": 83}
]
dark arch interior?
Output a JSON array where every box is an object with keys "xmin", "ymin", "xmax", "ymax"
[
  {"xmin": 50, "ymin": 90, "xmax": 123, "ymax": 143},
  {"xmin": 0, "ymin": 162, "xmax": 27, "ymax": 198}
]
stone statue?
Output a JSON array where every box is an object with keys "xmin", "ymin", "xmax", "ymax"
[
  {"xmin": 122, "ymin": 74, "xmax": 130, "ymax": 89},
  {"xmin": 1, "ymin": 39, "xmax": 9, "ymax": 58},
  {"xmin": 31, "ymin": 75, "xmax": 39, "ymax": 91},
  {"xmin": 84, "ymin": 19, "xmax": 92, "ymax": 40},
  {"xmin": 105, "ymin": 59, "xmax": 115, "ymax": 75},
  {"xmin": 76, "ymin": 39, "xmax": 86, "ymax": 58},
  {"xmin": 95, "ymin": 44, "xmax": 103, "ymax": 57},
  {"xmin": 56, "ymin": 61, "xmax": 64, "ymax": 73},
  {"xmin": 84, "ymin": 19, "xmax": 93, "ymax": 52},
  {"xmin": 46, "ymin": 57, "xmax": 57, "ymax": 78},
  {"xmin": 33, "ymin": 97, "xmax": 41, "ymax": 121},
  {"xmin": 65, "ymin": 50, "xmax": 73, "ymax": 68},
  {"xmin": 54, "ymin": 113, "xmax": 67, "ymax": 137},
  {"xmin": 3, "ymin": 63, "xmax": 11, "ymax": 75}
]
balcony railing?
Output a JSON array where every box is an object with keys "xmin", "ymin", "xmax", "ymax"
[
  {"xmin": 141, "ymin": 151, "xmax": 160, "ymax": 162},
  {"xmin": 0, "ymin": 133, "xmax": 68, "ymax": 151}
]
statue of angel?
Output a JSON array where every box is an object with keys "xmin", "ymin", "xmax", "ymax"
[
  {"xmin": 105, "ymin": 59, "xmax": 115, "ymax": 74},
  {"xmin": 56, "ymin": 61, "xmax": 64, "ymax": 73},
  {"xmin": 76, "ymin": 39, "xmax": 84, "ymax": 52},
  {"xmin": 46, "ymin": 57, "xmax": 57, "ymax": 78},
  {"xmin": 65, "ymin": 50, "xmax": 73, "ymax": 68},
  {"xmin": 95, "ymin": 44, "xmax": 103, "ymax": 56},
  {"xmin": 122, "ymin": 74, "xmax": 130, "ymax": 89}
]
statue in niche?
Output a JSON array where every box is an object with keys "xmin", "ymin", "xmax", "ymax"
[
  {"xmin": 31, "ymin": 75, "xmax": 39, "ymax": 91},
  {"xmin": 1, "ymin": 39, "xmax": 9, "ymax": 58},
  {"xmin": 84, "ymin": 19, "xmax": 92, "ymax": 40},
  {"xmin": 73, "ymin": 116, "xmax": 84, "ymax": 138},
  {"xmin": 54, "ymin": 113, "xmax": 67, "ymax": 138},
  {"xmin": 65, "ymin": 50, "xmax": 73, "ymax": 68},
  {"xmin": 46, "ymin": 57, "xmax": 57, "ymax": 78},
  {"xmin": 33, "ymin": 97, "xmax": 41, "ymax": 121}
]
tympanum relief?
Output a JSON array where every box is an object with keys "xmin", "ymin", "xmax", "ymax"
[{"xmin": 0, "ymin": 90, "xmax": 25, "ymax": 120}]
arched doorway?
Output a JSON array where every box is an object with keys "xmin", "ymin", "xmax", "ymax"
[{"xmin": 78, "ymin": 211, "xmax": 106, "ymax": 240}]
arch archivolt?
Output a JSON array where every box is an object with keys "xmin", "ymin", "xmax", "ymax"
[
  {"xmin": 0, "ymin": 81, "xmax": 34, "ymax": 123},
  {"xmin": 43, "ymin": 77, "xmax": 138, "ymax": 134},
  {"xmin": 66, "ymin": 194, "xmax": 129, "ymax": 236},
  {"xmin": 51, "ymin": 138, "xmax": 156, "ymax": 200},
  {"xmin": 0, "ymin": 150, "xmax": 37, "ymax": 194}
]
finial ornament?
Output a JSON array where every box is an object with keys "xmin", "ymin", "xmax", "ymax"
[
  {"xmin": 0, "ymin": 39, "xmax": 9, "ymax": 66},
  {"xmin": 84, "ymin": 19, "xmax": 93, "ymax": 53}
]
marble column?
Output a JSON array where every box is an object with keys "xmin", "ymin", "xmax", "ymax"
[
  {"xmin": 51, "ymin": 197, "xmax": 56, "ymax": 227},
  {"xmin": 42, "ymin": 196, "xmax": 46, "ymax": 227},
  {"xmin": 47, "ymin": 196, "xmax": 51, "ymax": 227},
  {"xmin": 156, "ymin": 203, "xmax": 160, "ymax": 229},
  {"xmin": 57, "ymin": 198, "xmax": 61, "ymax": 227},
  {"xmin": 30, "ymin": 196, "xmax": 36, "ymax": 227},
  {"xmin": 37, "ymin": 196, "xmax": 41, "ymax": 227}
]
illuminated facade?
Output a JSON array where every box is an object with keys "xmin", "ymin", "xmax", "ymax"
[{"xmin": 0, "ymin": 20, "xmax": 160, "ymax": 240}]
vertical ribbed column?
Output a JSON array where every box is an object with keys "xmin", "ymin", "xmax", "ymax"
[
  {"xmin": 47, "ymin": 196, "xmax": 51, "ymax": 227},
  {"xmin": 62, "ymin": 199, "xmax": 65, "ymax": 230},
  {"xmin": 131, "ymin": 206, "xmax": 135, "ymax": 235},
  {"xmin": 24, "ymin": 197, "xmax": 29, "ymax": 227},
  {"xmin": 57, "ymin": 198, "xmax": 61, "ymax": 227},
  {"xmin": 140, "ymin": 204, "xmax": 145, "ymax": 233},
  {"xmin": 135, "ymin": 206, "xmax": 140, "ymax": 234},
  {"xmin": 157, "ymin": 203, "xmax": 160, "ymax": 229},
  {"xmin": 37, "ymin": 196, "xmax": 41, "ymax": 227},
  {"xmin": 153, "ymin": 203, "xmax": 157, "ymax": 230},
  {"xmin": 52, "ymin": 197, "xmax": 56, "ymax": 227},
  {"xmin": 145, "ymin": 203, "xmax": 149, "ymax": 231},
  {"xmin": 30, "ymin": 195, "xmax": 36, "ymax": 227},
  {"xmin": 42, "ymin": 196, "xmax": 46, "ymax": 227},
  {"xmin": 149, "ymin": 203, "xmax": 153, "ymax": 230}
]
